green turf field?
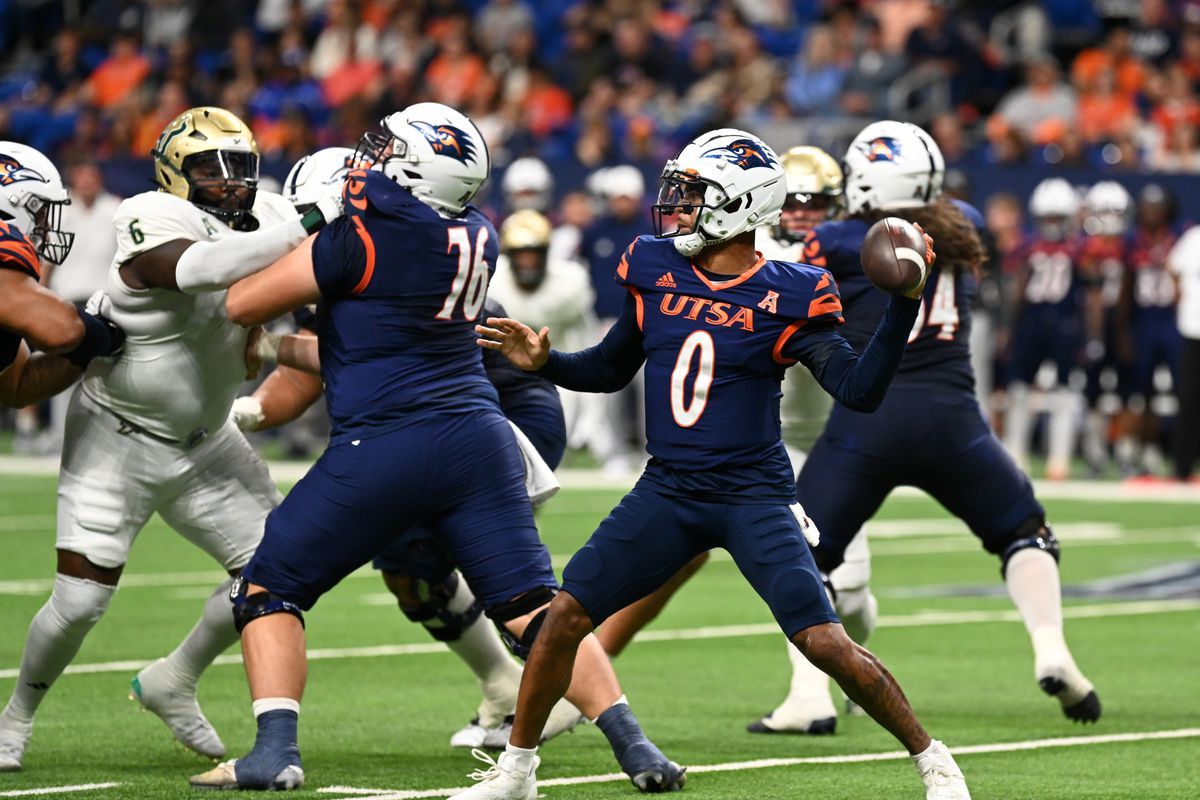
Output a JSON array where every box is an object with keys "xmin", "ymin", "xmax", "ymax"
[{"xmin": 1, "ymin": 474, "xmax": 1198, "ymax": 799}]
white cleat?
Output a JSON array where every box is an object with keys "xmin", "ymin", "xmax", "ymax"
[
  {"xmin": 0, "ymin": 715, "xmax": 32, "ymax": 772},
  {"xmin": 1037, "ymin": 661, "xmax": 1101, "ymax": 723},
  {"xmin": 453, "ymin": 717, "xmax": 511, "ymax": 749},
  {"xmin": 913, "ymin": 740, "xmax": 971, "ymax": 800},
  {"xmin": 132, "ymin": 658, "xmax": 226, "ymax": 759},
  {"xmin": 189, "ymin": 759, "xmax": 305, "ymax": 791},
  {"xmin": 449, "ymin": 749, "xmax": 538, "ymax": 800}
]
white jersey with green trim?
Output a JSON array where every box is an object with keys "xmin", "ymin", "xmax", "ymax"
[{"xmin": 82, "ymin": 190, "xmax": 297, "ymax": 441}]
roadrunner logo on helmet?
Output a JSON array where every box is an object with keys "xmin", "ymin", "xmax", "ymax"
[
  {"xmin": 0, "ymin": 142, "xmax": 74, "ymax": 264},
  {"xmin": 652, "ymin": 128, "xmax": 786, "ymax": 257},
  {"xmin": 354, "ymin": 102, "xmax": 490, "ymax": 215},
  {"xmin": 842, "ymin": 121, "xmax": 944, "ymax": 215}
]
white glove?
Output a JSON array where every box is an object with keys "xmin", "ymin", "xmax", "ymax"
[
  {"xmin": 84, "ymin": 289, "xmax": 113, "ymax": 318},
  {"xmin": 231, "ymin": 396, "xmax": 265, "ymax": 432},
  {"xmin": 300, "ymin": 193, "xmax": 344, "ymax": 234},
  {"xmin": 791, "ymin": 502, "xmax": 820, "ymax": 547}
]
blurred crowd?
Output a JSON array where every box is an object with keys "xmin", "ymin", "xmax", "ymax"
[{"xmin": 7, "ymin": 1, "xmax": 1200, "ymax": 180}]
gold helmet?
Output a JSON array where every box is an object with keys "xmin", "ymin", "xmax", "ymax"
[
  {"xmin": 151, "ymin": 106, "xmax": 260, "ymax": 228},
  {"xmin": 775, "ymin": 145, "xmax": 843, "ymax": 243},
  {"xmin": 500, "ymin": 209, "xmax": 552, "ymax": 251}
]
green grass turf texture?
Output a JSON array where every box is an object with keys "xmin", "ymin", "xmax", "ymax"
[{"xmin": 0, "ymin": 475, "xmax": 1198, "ymax": 799}]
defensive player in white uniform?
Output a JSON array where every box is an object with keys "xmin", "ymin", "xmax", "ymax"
[
  {"xmin": 750, "ymin": 146, "xmax": 879, "ymax": 735},
  {"xmin": 487, "ymin": 209, "xmax": 599, "ymax": 448},
  {"xmin": 0, "ymin": 107, "xmax": 340, "ymax": 772}
]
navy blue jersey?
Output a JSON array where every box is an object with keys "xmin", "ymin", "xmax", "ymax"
[
  {"xmin": 1013, "ymin": 236, "xmax": 1086, "ymax": 315},
  {"xmin": 805, "ymin": 208, "xmax": 978, "ymax": 393},
  {"xmin": 540, "ymin": 235, "xmax": 917, "ymax": 502},
  {"xmin": 1125, "ymin": 227, "xmax": 1180, "ymax": 324},
  {"xmin": 581, "ymin": 214, "xmax": 647, "ymax": 318},
  {"xmin": 0, "ymin": 221, "xmax": 40, "ymax": 369},
  {"xmin": 311, "ymin": 169, "xmax": 501, "ymax": 442}
]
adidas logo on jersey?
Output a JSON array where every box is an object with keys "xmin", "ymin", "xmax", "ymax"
[{"xmin": 656, "ymin": 272, "xmax": 677, "ymax": 288}]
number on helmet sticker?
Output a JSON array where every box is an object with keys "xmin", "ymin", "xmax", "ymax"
[
  {"xmin": 670, "ymin": 330, "xmax": 715, "ymax": 427},
  {"xmin": 907, "ymin": 270, "xmax": 959, "ymax": 343},
  {"xmin": 438, "ymin": 226, "xmax": 490, "ymax": 321}
]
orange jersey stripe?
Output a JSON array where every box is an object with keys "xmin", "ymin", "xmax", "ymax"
[
  {"xmin": 0, "ymin": 239, "xmax": 39, "ymax": 279},
  {"xmin": 627, "ymin": 286, "xmax": 644, "ymax": 330},
  {"xmin": 772, "ymin": 319, "xmax": 808, "ymax": 365},
  {"xmin": 808, "ymin": 292, "xmax": 843, "ymax": 319},
  {"xmin": 350, "ymin": 216, "xmax": 376, "ymax": 294}
]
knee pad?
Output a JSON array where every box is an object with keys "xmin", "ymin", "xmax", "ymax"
[
  {"xmin": 230, "ymin": 576, "xmax": 305, "ymax": 634},
  {"xmin": 49, "ymin": 574, "xmax": 116, "ymax": 630},
  {"xmin": 487, "ymin": 587, "xmax": 557, "ymax": 660},
  {"xmin": 999, "ymin": 517, "xmax": 1060, "ymax": 578},
  {"xmin": 496, "ymin": 608, "xmax": 549, "ymax": 661},
  {"xmin": 400, "ymin": 571, "xmax": 484, "ymax": 643}
]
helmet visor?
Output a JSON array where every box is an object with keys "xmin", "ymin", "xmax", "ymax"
[{"xmin": 652, "ymin": 173, "xmax": 719, "ymax": 239}]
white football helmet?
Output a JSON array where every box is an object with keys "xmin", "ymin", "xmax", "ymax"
[
  {"xmin": 283, "ymin": 146, "xmax": 356, "ymax": 211},
  {"xmin": 1083, "ymin": 180, "xmax": 1131, "ymax": 237},
  {"xmin": 0, "ymin": 141, "xmax": 74, "ymax": 264},
  {"xmin": 1029, "ymin": 177, "xmax": 1080, "ymax": 241},
  {"xmin": 842, "ymin": 121, "xmax": 944, "ymax": 215},
  {"xmin": 355, "ymin": 102, "xmax": 490, "ymax": 215},
  {"xmin": 501, "ymin": 157, "xmax": 553, "ymax": 212},
  {"xmin": 652, "ymin": 128, "xmax": 785, "ymax": 257}
]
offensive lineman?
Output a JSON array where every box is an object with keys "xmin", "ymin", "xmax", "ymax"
[
  {"xmin": 467, "ymin": 128, "xmax": 970, "ymax": 799},
  {"xmin": 0, "ymin": 142, "xmax": 123, "ymax": 411},
  {"xmin": 0, "ymin": 108, "xmax": 340, "ymax": 772}
]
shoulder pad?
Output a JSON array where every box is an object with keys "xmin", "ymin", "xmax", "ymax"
[
  {"xmin": 0, "ymin": 221, "xmax": 40, "ymax": 279},
  {"xmin": 760, "ymin": 260, "xmax": 843, "ymax": 325},
  {"xmin": 343, "ymin": 168, "xmax": 422, "ymax": 219},
  {"xmin": 614, "ymin": 235, "xmax": 680, "ymax": 289}
]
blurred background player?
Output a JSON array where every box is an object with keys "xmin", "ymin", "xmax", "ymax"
[
  {"xmin": 488, "ymin": 209, "xmax": 599, "ymax": 453},
  {"xmin": 1004, "ymin": 177, "xmax": 1095, "ymax": 480},
  {"xmin": 580, "ymin": 165, "xmax": 648, "ymax": 473},
  {"xmin": 0, "ymin": 108, "xmax": 339, "ymax": 773},
  {"xmin": 500, "ymin": 157, "xmax": 582, "ymax": 267},
  {"xmin": 0, "ymin": 142, "xmax": 122, "ymax": 414},
  {"xmin": 1078, "ymin": 181, "xmax": 1132, "ymax": 476},
  {"xmin": 1167, "ymin": 219, "xmax": 1200, "ymax": 481},
  {"xmin": 469, "ymin": 128, "xmax": 970, "ymax": 800},
  {"xmin": 193, "ymin": 103, "xmax": 679, "ymax": 791},
  {"xmin": 755, "ymin": 122, "xmax": 1098, "ymax": 738},
  {"xmin": 1118, "ymin": 184, "xmax": 1182, "ymax": 477}
]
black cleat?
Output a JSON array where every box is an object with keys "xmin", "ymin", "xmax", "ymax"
[
  {"xmin": 746, "ymin": 715, "xmax": 836, "ymax": 735},
  {"xmin": 632, "ymin": 761, "xmax": 687, "ymax": 793},
  {"xmin": 1039, "ymin": 677, "xmax": 1102, "ymax": 723}
]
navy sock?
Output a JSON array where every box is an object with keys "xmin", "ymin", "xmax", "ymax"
[
  {"xmin": 234, "ymin": 710, "xmax": 302, "ymax": 788},
  {"xmin": 594, "ymin": 702, "xmax": 666, "ymax": 775}
]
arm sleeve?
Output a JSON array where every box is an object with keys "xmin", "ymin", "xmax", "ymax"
[
  {"xmin": 783, "ymin": 295, "xmax": 920, "ymax": 412},
  {"xmin": 536, "ymin": 291, "xmax": 646, "ymax": 393},
  {"xmin": 174, "ymin": 215, "xmax": 310, "ymax": 294}
]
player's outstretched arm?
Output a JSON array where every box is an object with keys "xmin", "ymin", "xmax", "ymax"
[
  {"xmin": 0, "ymin": 270, "xmax": 85, "ymax": 353},
  {"xmin": 226, "ymin": 236, "xmax": 322, "ymax": 327},
  {"xmin": 785, "ymin": 294, "xmax": 921, "ymax": 412},
  {"xmin": 478, "ymin": 292, "xmax": 646, "ymax": 392},
  {"xmin": 0, "ymin": 342, "xmax": 82, "ymax": 407}
]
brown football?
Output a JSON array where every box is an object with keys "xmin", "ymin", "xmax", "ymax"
[{"xmin": 861, "ymin": 217, "xmax": 930, "ymax": 295}]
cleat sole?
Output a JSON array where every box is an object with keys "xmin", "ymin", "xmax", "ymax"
[{"xmin": 747, "ymin": 715, "xmax": 836, "ymax": 736}]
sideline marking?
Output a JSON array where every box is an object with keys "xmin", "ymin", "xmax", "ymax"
[
  {"xmin": 315, "ymin": 728, "xmax": 1200, "ymax": 799},
  {"xmin": 3, "ymin": 599, "xmax": 1196, "ymax": 681},
  {"xmin": 0, "ymin": 783, "xmax": 121, "ymax": 797}
]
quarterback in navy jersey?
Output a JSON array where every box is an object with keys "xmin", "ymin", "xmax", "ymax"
[
  {"xmin": 757, "ymin": 123, "xmax": 1098, "ymax": 742},
  {"xmin": 0, "ymin": 142, "xmax": 123, "ymax": 408},
  {"xmin": 470, "ymin": 128, "xmax": 971, "ymax": 800},
  {"xmin": 191, "ymin": 105, "xmax": 678, "ymax": 793}
]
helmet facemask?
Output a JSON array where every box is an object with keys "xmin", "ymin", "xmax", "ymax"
[
  {"xmin": 777, "ymin": 190, "xmax": 838, "ymax": 243},
  {"xmin": 26, "ymin": 194, "xmax": 74, "ymax": 265},
  {"xmin": 182, "ymin": 149, "xmax": 259, "ymax": 230},
  {"xmin": 652, "ymin": 171, "xmax": 726, "ymax": 244}
]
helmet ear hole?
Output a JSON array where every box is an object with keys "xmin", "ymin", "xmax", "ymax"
[{"xmin": 724, "ymin": 196, "xmax": 743, "ymax": 213}]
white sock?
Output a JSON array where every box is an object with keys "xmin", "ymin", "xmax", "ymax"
[
  {"xmin": 503, "ymin": 741, "xmax": 538, "ymax": 773},
  {"xmin": 438, "ymin": 579, "xmax": 523, "ymax": 727},
  {"xmin": 159, "ymin": 576, "xmax": 239, "ymax": 688},
  {"xmin": 3, "ymin": 574, "xmax": 115, "ymax": 723},
  {"xmin": 834, "ymin": 586, "xmax": 878, "ymax": 646},
  {"xmin": 1004, "ymin": 548, "xmax": 1088, "ymax": 688},
  {"xmin": 252, "ymin": 698, "xmax": 300, "ymax": 717},
  {"xmin": 1004, "ymin": 382, "xmax": 1033, "ymax": 469},
  {"xmin": 1047, "ymin": 388, "xmax": 1079, "ymax": 476}
]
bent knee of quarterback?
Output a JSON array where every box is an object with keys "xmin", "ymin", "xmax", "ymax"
[
  {"xmin": 486, "ymin": 586, "xmax": 557, "ymax": 660},
  {"xmin": 998, "ymin": 516, "xmax": 1060, "ymax": 578},
  {"xmin": 398, "ymin": 571, "xmax": 484, "ymax": 642},
  {"xmin": 230, "ymin": 576, "xmax": 306, "ymax": 633}
]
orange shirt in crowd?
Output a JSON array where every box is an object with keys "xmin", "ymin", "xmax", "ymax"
[
  {"xmin": 1076, "ymin": 92, "xmax": 1138, "ymax": 141},
  {"xmin": 88, "ymin": 51, "xmax": 151, "ymax": 109},
  {"xmin": 1072, "ymin": 49, "xmax": 1145, "ymax": 97},
  {"xmin": 425, "ymin": 53, "xmax": 486, "ymax": 107}
]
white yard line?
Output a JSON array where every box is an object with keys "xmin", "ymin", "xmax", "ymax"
[
  {"xmin": 0, "ymin": 783, "xmax": 121, "ymax": 797},
  {"xmin": 315, "ymin": 728, "xmax": 1200, "ymax": 799},
  {"xmin": 2, "ymin": 599, "xmax": 1196, "ymax": 681}
]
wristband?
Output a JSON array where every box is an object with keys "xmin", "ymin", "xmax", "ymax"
[
  {"xmin": 300, "ymin": 206, "xmax": 327, "ymax": 235},
  {"xmin": 64, "ymin": 309, "xmax": 121, "ymax": 369},
  {"xmin": 254, "ymin": 332, "xmax": 283, "ymax": 364}
]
